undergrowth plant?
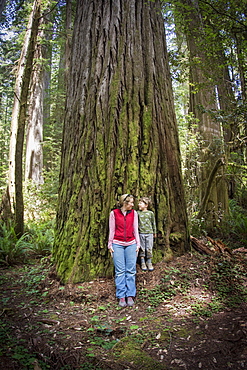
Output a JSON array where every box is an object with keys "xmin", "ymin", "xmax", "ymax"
[
  {"xmin": 0, "ymin": 320, "xmax": 49, "ymax": 369},
  {"xmin": 0, "ymin": 222, "xmax": 32, "ymax": 265},
  {"xmin": 210, "ymin": 257, "xmax": 247, "ymax": 307},
  {"xmin": 27, "ymin": 220, "xmax": 54, "ymax": 258},
  {"xmin": 0, "ymin": 218, "xmax": 54, "ymax": 265},
  {"xmin": 221, "ymin": 199, "xmax": 247, "ymax": 246},
  {"xmin": 138, "ymin": 267, "xmax": 191, "ymax": 307}
]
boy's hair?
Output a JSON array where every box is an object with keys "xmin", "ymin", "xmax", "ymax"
[{"xmin": 139, "ymin": 197, "xmax": 152, "ymax": 207}]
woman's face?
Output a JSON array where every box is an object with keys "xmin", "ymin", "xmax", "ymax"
[{"xmin": 125, "ymin": 198, "xmax": 134, "ymax": 210}]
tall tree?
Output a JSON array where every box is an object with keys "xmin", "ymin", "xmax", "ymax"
[
  {"xmin": 178, "ymin": 0, "xmax": 229, "ymax": 228},
  {"xmin": 53, "ymin": 0, "xmax": 189, "ymax": 283},
  {"xmin": 42, "ymin": 1, "xmax": 72, "ymax": 173},
  {"xmin": 7, "ymin": 0, "xmax": 41, "ymax": 234},
  {"xmin": 25, "ymin": 0, "xmax": 60, "ymax": 184},
  {"xmin": 25, "ymin": 6, "xmax": 48, "ymax": 184}
]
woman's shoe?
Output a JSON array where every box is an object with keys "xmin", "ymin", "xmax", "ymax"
[
  {"xmin": 127, "ymin": 297, "xmax": 134, "ymax": 306},
  {"xmin": 119, "ymin": 298, "xmax": 127, "ymax": 307}
]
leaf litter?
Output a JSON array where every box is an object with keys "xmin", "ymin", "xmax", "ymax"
[{"xmin": 0, "ymin": 252, "xmax": 246, "ymax": 369}]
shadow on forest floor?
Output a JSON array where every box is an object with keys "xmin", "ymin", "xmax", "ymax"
[{"xmin": 0, "ymin": 249, "xmax": 247, "ymax": 369}]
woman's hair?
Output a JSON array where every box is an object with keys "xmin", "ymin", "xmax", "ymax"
[
  {"xmin": 139, "ymin": 197, "xmax": 152, "ymax": 207},
  {"xmin": 119, "ymin": 194, "xmax": 134, "ymax": 206}
]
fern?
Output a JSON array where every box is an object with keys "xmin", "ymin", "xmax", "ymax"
[{"xmin": 0, "ymin": 223, "xmax": 32, "ymax": 265}]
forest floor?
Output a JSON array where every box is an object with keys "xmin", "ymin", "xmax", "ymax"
[{"xmin": 0, "ymin": 248, "xmax": 247, "ymax": 370}]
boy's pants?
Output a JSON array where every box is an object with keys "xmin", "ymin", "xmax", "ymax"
[{"xmin": 139, "ymin": 233, "xmax": 153, "ymax": 259}]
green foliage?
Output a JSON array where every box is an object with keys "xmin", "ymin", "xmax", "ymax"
[
  {"xmin": 164, "ymin": 0, "xmax": 247, "ymax": 238},
  {"xmin": 191, "ymin": 255, "xmax": 247, "ymax": 317},
  {"xmin": 0, "ymin": 217, "xmax": 55, "ymax": 265},
  {"xmin": 0, "ymin": 222, "xmax": 32, "ymax": 265},
  {"xmin": 226, "ymin": 110, "xmax": 247, "ymax": 208},
  {"xmin": 88, "ymin": 336, "xmax": 117, "ymax": 350},
  {"xmin": 191, "ymin": 298, "xmax": 224, "ymax": 317},
  {"xmin": 0, "ymin": 319, "xmax": 49, "ymax": 369},
  {"xmin": 220, "ymin": 200, "xmax": 247, "ymax": 245},
  {"xmin": 188, "ymin": 189, "xmax": 247, "ymax": 241},
  {"xmin": 210, "ymin": 258, "xmax": 247, "ymax": 305},
  {"xmin": 24, "ymin": 177, "xmax": 58, "ymax": 222},
  {"xmin": 27, "ymin": 220, "xmax": 54, "ymax": 258},
  {"xmin": 139, "ymin": 266, "xmax": 191, "ymax": 307},
  {"xmin": 79, "ymin": 363, "xmax": 103, "ymax": 370},
  {"xmin": 112, "ymin": 336, "xmax": 165, "ymax": 369},
  {"xmin": 18, "ymin": 263, "xmax": 51, "ymax": 295},
  {"xmin": 0, "ymin": 252, "xmax": 246, "ymax": 368},
  {"xmin": 138, "ymin": 254, "xmax": 247, "ymax": 318},
  {"xmin": 22, "ymin": 176, "xmax": 57, "ymax": 260},
  {"xmin": 0, "ymin": 1, "xmax": 32, "ymax": 188}
]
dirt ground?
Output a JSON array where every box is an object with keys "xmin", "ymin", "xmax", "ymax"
[{"xmin": 0, "ymin": 252, "xmax": 246, "ymax": 370}]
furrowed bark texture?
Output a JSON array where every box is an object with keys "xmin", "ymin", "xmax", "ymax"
[
  {"xmin": 8, "ymin": 0, "xmax": 41, "ymax": 235},
  {"xmin": 53, "ymin": 0, "xmax": 189, "ymax": 283},
  {"xmin": 25, "ymin": 12, "xmax": 48, "ymax": 184}
]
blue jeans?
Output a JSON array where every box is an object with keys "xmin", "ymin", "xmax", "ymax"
[
  {"xmin": 139, "ymin": 233, "xmax": 153, "ymax": 259},
  {"xmin": 112, "ymin": 243, "xmax": 137, "ymax": 298}
]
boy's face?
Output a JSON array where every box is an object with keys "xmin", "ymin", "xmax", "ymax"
[{"xmin": 138, "ymin": 201, "xmax": 148, "ymax": 211}]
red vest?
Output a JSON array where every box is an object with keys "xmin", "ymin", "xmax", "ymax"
[{"xmin": 113, "ymin": 209, "xmax": 135, "ymax": 242}]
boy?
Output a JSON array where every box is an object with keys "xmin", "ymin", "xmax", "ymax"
[{"xmin": 137, "ymin": 197, "xmax": 156, "ymax": 271}]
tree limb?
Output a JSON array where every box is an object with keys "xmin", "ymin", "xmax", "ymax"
[{"xmin": 197, "ymin": 157, "xmax": 225, "ymax": 219}]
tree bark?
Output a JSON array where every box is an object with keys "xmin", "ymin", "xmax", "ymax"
[
  {"xmin": 197, "ymin": 157, "xmax": 225, "ymax": 219},
  {"xmin": 0, "ymin": 0, "xmax": 6, "ymax": 19},
  {"xmin": 180, "ymin": 0, "xmax": 229, "ymax": 229},
  {"xmin": 216, "ymin": 48, "xmax": 236, "ymax": 144},
  {"xmin": 43, "ymin": 1, "xmax": 71, "ymax": 172},
  {"xmin": 53, "ymin": 0, "xmax": 189, "ymax": 283},
  {"xmin": 25, "ymin": 8, "xmax": 49, "ymax": 184},
  {"xmin": 8, "ymin": 0, "xmax": 41, "ymax": 235},
  {"xmin": 65, "ymin": 0, "xmax": 73, "ymax": 83},
  {"xmin": 235, "ymin": 33, "xmax": 246, "ymax": 102}
]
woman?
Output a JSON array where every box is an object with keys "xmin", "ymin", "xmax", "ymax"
[{"xmin": 108, "ymin": 194, "xmax": 140, "ymax": 307}]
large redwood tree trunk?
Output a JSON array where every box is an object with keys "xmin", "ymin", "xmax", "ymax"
[{"xmin": 53, "ymin": 0, "xmax": 189, "ymax": 283}]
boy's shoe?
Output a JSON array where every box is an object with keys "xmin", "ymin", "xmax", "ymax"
[
  {"xmin": 146, "ymin": 260, "xmax": 154, "ymax": 271},
  {"xmin": 119, "ymin": 298, "xmax": 127, "ymax": 307},
  {"xmin": 127, "ymin": 297, "xmax": 134, "ymax": 306},
  {"xmin": 141, "ymin": 261, "xmax": 147, "ymax": 271}
]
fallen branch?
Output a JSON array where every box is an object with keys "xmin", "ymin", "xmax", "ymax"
[
  {"xmin": 190, "ymin": 236, "xmax": 214, "ymax": 255},
  {"xmin": 206, "ymin": 236, "xmax": 232, "ymax": 256},
  {"xmin": 37, "ymin": 318, "xmax": 60, "ymax": 325},
  {"xmin": 191, "ymin": 235, "xmax": 239, "ymax": 258},
  {"xmin": 232, "ymin": 247, "xmax": 247, "ymax": 254}
]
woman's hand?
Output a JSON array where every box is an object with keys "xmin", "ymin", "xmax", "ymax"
[{"xmin": 109, "ymin": 246, "xmax": 114, "ymax": 257}]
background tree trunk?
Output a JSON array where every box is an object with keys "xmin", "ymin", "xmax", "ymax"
[
  {"xmin": 7, "ymin": 0, "xmax": 41, "ymax": 235},
  {"xmin": 53, "ymin": 0, "xmax": 189, "ymax": 283},
  {"xmin": 0, "ymin": 0, "xmax": 6, "ymax": 19},
  {"xmin": 181, "ymin": 0, "xmax": 229, "ymax": 229},
  {"xmin": 25, "ymin": 8, "xmax": 49, "ymax": 184},
  {"xmin": 65, "ymin": 0, "xmax": 72, "ymax": 83},
  {"xmin": 43, "ymin": 1, "xmax": 71, "ymax": 172}
]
